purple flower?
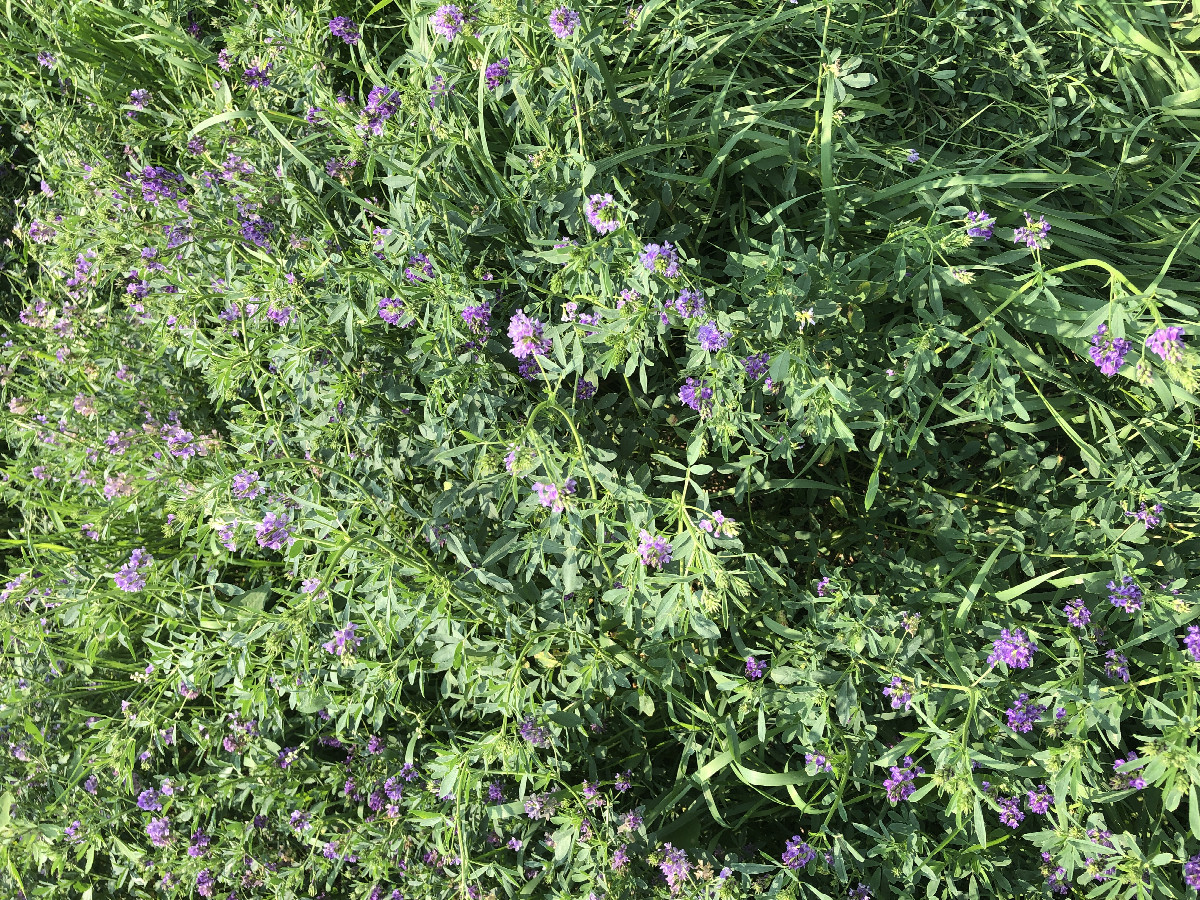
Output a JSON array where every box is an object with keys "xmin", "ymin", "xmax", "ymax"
[
  {"xmin": 485, "ymin": 58, "xmax": 510, "ymax": 90},
  {"xmin": 640, "ymin": 242, "xmax": 681, "ymax": 277},
  {"xmin": 1184, "ymin": 853, "xmax": 1200, "ymax": 890},
  {"xmin": 743, "ymin": 352, "xmax": 770, "ymax": 380},
  {"xmin": 576, "ymin": 379, "xmax": 597, "ymax": 400},
  {"xmin": 697, "ymin": 321, "xmax": 729, "ymax": 352},
  {"xmin": 549, "ymin": 6, "xmax": 582, "ymax": 39},
  {"xmin": 37, "ymin": 51, "xmax": 56, "ymax": 69},
  {"xmin": 360, "ymin": 86, "xmax": 401, "ymax": 136},
  {"xmin": 1107, "ymin": 576, "xmax": 1143, "ymax": 613},
  {"xmin": 129, "ymin": 88, "xmax": 151, "ymax": 110},
  {"xmin": 188, "ymin": 828, "xmax": 211, "ymax": 857},
  {"xmin": 1063, "ymin": 598, "xmax": 1091, "ymax": 628},
  {"xmin": 113, "ymin": 548, "xmax": 153, "ymax": 592},
  {"xmin": 488, "ymin": 780, "xmax": 505, "ymax": 801},
  {"xmin": 1183, "ymin": 625, "xmax": 1200, "ymax": 663},
  {"xmin": 673, "ymin": 288, "xmax": 705, "ymax": 319},
  {"xmin": 523, "ymin": 791, "xmax": 557, "ymax": 820},
  {"xmin": 429, "ymin": 75, "xmax": 455, "ymax": 109},
  {"xmin": 147, "ymin": 817, "xmax": 171, "ymax": 847},
  {"xmin": 805, "ymin": 752, "xmax": 833, "ymax": 772},
  {"xmin": 1105, "ymin": 649, "xmax": 1130, "ymax": 682},
  {"xmin": 987, "ymin": 628, "xmax": 1036, "ymax": 670},
  {"xmin": 612, "ymin": 844, "xmax": 630, "ymax": 871},
  {"xmin": 462, "ymin": 302, "xmax": 491, "ymax": 333},
  {"xmin": 378, "ymin": 297, "xmax": 406, "ymax": 326},
  {"xmin": 905, "ymin": 149, "xmax": 920, "ymax": 163},
  {"xmin": 658, "ymin": 843, "xmax": 690, "ymax": 894},
  {"xmin": 255, "ymin": 512, "xmax": 294, "ymax": 551},
  {"xmin": 137, "ymin": 789, "xmax": 162, "ymax": 811},
  {"xmin": 429, "ymin": 5, "xmax": 465, "ymax": 40},
  {"xmin": 1124, "ymin": 501, "xmax": 1163, "ymax": 530},
  {"xmin": 323, "ymin": 623, "xmax": 363, "ymax": 657},
  {"xmin": 883, "ymin": 676, "xmax": 912, "ymax": 711},
  {"xmin": 997, "ymin": 794, "xmax": 1024, "ymax": 828},
  {"xmin": 1113, "ymin": 753, "xmax": 1146, "ymax": 789},
  {"xmin": 745, "ymin": 657, "xmax": 766, "ymax": 680},
  {"xmin": 329, "ymin": 16, "xmax": 360, "ymax": 44},
  {"xmin": 518, "ymin": 716, "xmax": 551, "ymax": 747},
  {"xmin": 404, "ymin": 253, "xmax": 434, "ymax": 282},
  {"xmin": 1145, "ymin": 325, "xmax": 1185, "ymax": 363},
  {"xmin": 1088, "ymin": 324, "xmax": 1131, "ymax": 377},
  {"xmin": 782, "ymin": 836, "xmax": 815, "ymax": 870},
  {"xmin": 1005, "ymin": 693, "xmax": 1046, "ymax": 733},
  {"xmin": 678, "ymin": 377, "xmax": 714, "ymax": 416},
  {"xmin": 965, "ymin": 210, "xmax": 995, "ymax": 240},
  {"xmin": 532, "ymin": 479, "xmax": 577, "ymax": 513},
  {"xmin": 231, "ymin": 470, "xmax": 265, "ymax": 500},
  {"xmin": 508, "ymin": 309, "xmax": 551, "ymax": 359},
  {"xmin": 638, "ymin": 530, "xmax": 673, "ymax": 569},
  {"xmin": 289, "ymin": 810, "xmax": 311, "ymax": 831},
  {"xmin": 583, "ymin": 193, "xmax": 620, "ymax": 234},
  {"xmin": 243, "ymin": 63, "xmax": 272, "ymax": 88},
  {"xmin": 883, "ymin": 756, "xmax": 924, "ymax": 803},
  {"xmin": 1012, "ymin": 211, "xmax": 1050, "ymax": 248},
  {"xmin": 1026, "ymin": 786, "xmax": 1051, "ymax": 814}
]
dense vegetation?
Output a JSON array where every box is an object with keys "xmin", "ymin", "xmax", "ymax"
[{"xmin": 1, "ymin": 0, "xmax": 1199, "ymax": 898}]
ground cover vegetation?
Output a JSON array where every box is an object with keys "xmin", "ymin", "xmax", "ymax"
[{"xmin": 1, "ymin": 0, "xmax": 1200, "ymax": 897}]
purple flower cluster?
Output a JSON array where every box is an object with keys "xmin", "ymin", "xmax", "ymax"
[
  {"xmin": 1107, "ymin": 575, "xmax": 1143, "ymax": 613},
  {"xmin": 1088, "ymin": 324, "xmax": 1131, "ymax": 377},
  {"xmin": 965, "ymin": 210, "xmax": 995, "ymax": 240},
  {"xmin": 640, "ymin": 242, "xmax": 680, "ymax": 277},
  {"xmin": 1026, "ymin": 785, "xmax": 1051, "ymax": 814},
  {"xmin": 1004, "ymin": 693, "xmax": 1046, "ymax": 733},
  {"xmin": 743, "ymin": 352, "xmax": 770, "ymax": 380},
  {"xmin": 462, "ymin": 302, "xmax": 491, "ymax": 333},
  {"xmin": 255, "ymin": 511, "xmax": 294, "ymax": 551},
  {"xmin": 323, "ymin": 623, "xmax": 363, "ymax": 657},
  {"xmin": 1113, "ymin": 753, "xmax": 1146, "ymax": 789},
  {"xmin": 485, "ymin": 57, "xmax": 510, "ymax": 90},
  {"xmin": 429, "ymin": 5, "xmax": 465, "ymax": 41},
  {"xmin": 231, "ymin": 469, "xmax": 265, "ymax": 500},
  {"xmin": 583, "ymin": 193, "xmax": 620, "ymax": 234},
  {"xmin": 1063, "ymin": 598, "xmax": 1090, "ymax": 628},
  {"xmin": 658, "ymin": 843, "xmax": 690, "ymax": 894},
  {"xmin": 532, "ymin": 479, "xmax": 577, "ymax": 513},
  {"xmin": 673, "ymin": 288, "xmax": 705, "ymax": 319},
  {"xmin": 360, "ymin": 86, "xmax": 401, "ymax": 136},
  {"xmin": 508, "ymin": 309, "xmax": 551, "ymax": 359},
  {"xmin": 329, "ymin": 16, "xmax": 360, "ymax": 44},
  {"xmin": 997, "ymin": 794, "xmax": 1024, "ymax": 828},
  {"xmin": 782, "ymin": 836, "xmax": 815, "ymax": 870},
  {"xmin": 745, "ymin": 656, "xmax": 766, "ymax": 680},
  {"xmin": 378, "ymin": 297, "xmax": 407, "ymax": 326},
  {"xmin": 1105, "ymin": 649, "xmax": 1130, "ymax": 682},
  {"xmin": 806, "ymin": 752, "xmax": 833, "ymax": 772},
  {"xmin": 1145, "ymin": 325, "xmax": 1185, "ymax": 363},
  {"xmin": 637, "ymin": 530, "xmax": 672, "ymax": 569},
  {"xmin": 987, "ymin": 627, "xmax": 1036, "ymax": 670},
  {"xmin": 883, "ymin": 676, "xmax": 912, "ymax": 710},
  {"xmin": 678, "ymin": 377, "xmax": 713, "ymax": 416},
  {"xmin": 404, "ymin": 253, "xmax": 434, "ymax": 282},
  {"xmin": 883, "ymin": 756, "xmax": 924, "ymax": 803},
  {"xmin": 549, "ymin": 6, "xmax": 582, "ymax": 39},
  {"xmin": 147, "ymin": 817, "xmax": 171, "ymax": 847},
  {"xmin": 243, "ymin": 63, "xmax": 272, "ymax": 88},
  {"xmin": 696, "ymin": 321, "xmax": 729, "ymax": 352},
  {"xmin": 1185, "ymin": 853, "xmax": 1200, "ymax": 890},
  {"xmin": 518, "ymin": 716, "xmax": 551, "ymax": 747},
  {"xmin": 1184, "ymin": 625, "xmax": 1200, "ymax": 663},
  {"xmin": 1124, "ymin": 501, "xmax": 1163, "ymax": 530},
  {"xmin": 1012, "ymin": 211, "xmax": 1050, "ymax": 248},
  {"xmin": 114, "ymin": 548, "xmax": 153, "ymax": 592}
]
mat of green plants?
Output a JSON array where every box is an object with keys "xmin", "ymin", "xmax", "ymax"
[{"xmin": 2, "ymin": 0, "xmax": 1200, "ymax": 897}]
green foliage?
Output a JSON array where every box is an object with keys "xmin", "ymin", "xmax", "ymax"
[{"xmin": 0, "ymin": 0, "xmax": 1199, "ymax": 898}]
